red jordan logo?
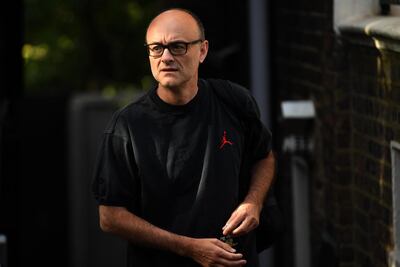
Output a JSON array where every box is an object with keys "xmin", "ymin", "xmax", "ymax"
[{"xmin": 219, "ymin": 130, "xmax": 234, "ymax": 149}]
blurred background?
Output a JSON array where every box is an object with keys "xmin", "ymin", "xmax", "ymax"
[{"xmin": 1, "ymin": 0, "xmax": 400, "ymax": 267}]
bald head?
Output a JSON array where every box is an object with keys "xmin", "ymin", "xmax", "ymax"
[
  {"xmin": 145, "ymin": 8, "xmax": 209, "ymax": 93},
  {"xmin": 146, "ymin": 9, "xmax": 205, "ymax": 43}
]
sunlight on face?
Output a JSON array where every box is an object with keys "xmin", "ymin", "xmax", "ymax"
[{"xmin": 146, "ymin": 10, "xmax": 208, "ymax": 90}]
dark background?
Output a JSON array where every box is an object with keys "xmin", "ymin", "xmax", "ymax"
[
  {"xmin": 0, "ymin": 1, "xmax": 263, "ymax": 266},
  {"xmin": 3, "ymin": 0, "xmax": 398, "ymax": 267}
]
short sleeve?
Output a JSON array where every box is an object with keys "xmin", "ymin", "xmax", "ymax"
[
  {"xmin": 245, "ymin": 94, "xmax": 272, "ymax": 161},
  {"xmin": 224, "ymin": 80, "xmax": 272, "ymax": 161},
  {"xmin": 91, "ymin": 128, "xmax": 139, "ymax": 209}
]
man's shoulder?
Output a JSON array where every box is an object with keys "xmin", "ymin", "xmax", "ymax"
[
  {"xmin": 205, "ymin": 78, "xmax": 252, "ymax": 100},
  {"xmin": 204, "ymin": 78, "xmax": 258, "ymax": 118},
  {"xmin": 104, "ymin": 91, "xmax": 151, "ymax": 135},
  {"xmin": 121, "ymin": 92, "xmax": 151, "ymax": 114}
]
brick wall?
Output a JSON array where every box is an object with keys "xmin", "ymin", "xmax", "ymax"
[
  {"xmin": 273, "ymin": 2, "xmax": 399, "ymax": 267},
  {"xmin": 348, "ymin": 45, "xmax": 400, "ymax": 267}
]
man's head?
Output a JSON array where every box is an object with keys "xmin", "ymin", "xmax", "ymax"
[{"xmin": 145, "ymin": 8, "xmax": 208, "ymax": 90}]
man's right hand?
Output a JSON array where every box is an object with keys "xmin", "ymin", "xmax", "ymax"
[
  {"xmin": 186, "ymin": 238, "xmax": 247, "ymax": 267},
  {"xmin": 99, "ymin": 206, "xmax": 246, "ymax": 266}
]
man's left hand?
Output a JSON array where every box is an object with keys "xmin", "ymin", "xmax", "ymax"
[{"xmin": 222, "ymin": 202, "xmax": 261, "ymax": 237}]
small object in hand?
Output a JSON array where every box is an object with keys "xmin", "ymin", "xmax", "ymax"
[{"xmin": 219, "ymin": 235, "xmax": 238, "ymax": 247}]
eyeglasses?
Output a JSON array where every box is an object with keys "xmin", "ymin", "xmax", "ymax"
[{"xmin": 144, "ymin": 39, "xmax": 203, "ymax": 58}]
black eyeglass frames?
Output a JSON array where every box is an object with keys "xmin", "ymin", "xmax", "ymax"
[{"xmin": 144, "ymin": 39, "xmax": 204, "ymax": 58}]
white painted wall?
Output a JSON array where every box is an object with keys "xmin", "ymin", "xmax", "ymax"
[{"xmin": 334, "ymin": 0, "xmax": 381, "ymax": 31}]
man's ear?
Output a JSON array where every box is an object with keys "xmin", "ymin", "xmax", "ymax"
[{"xmin": 199, "ymin": 40, "xmax": 209, "ymax": 63}]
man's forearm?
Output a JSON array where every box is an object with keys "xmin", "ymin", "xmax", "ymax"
[
  {"xmin": 100, "ymin": 205, "xmax": 247, "ymax": 265},
  {"xmin": 222, "ymin": 151, "xmax": 276, "ymax": 236},
  {"xmin": 99, "ymin": 205, "xmax": 191, "ymax": 256},
  {"xmin": 244, "ymin": 151, "xmax": 275, "ymax": 209}
]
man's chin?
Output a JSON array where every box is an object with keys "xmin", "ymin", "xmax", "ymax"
[{"xmin": 159, "ymin": 79, "xmax": 181, "ymax": 89}]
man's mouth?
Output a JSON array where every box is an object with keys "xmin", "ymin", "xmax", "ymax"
[{"xmin": 161, "ymin": 68, "xmax": 178, "ymax": 72}]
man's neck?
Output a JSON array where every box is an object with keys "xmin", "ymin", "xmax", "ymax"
[{"xmin": 157, "ymin": 80, "xmax": 198, "ymax": 106}]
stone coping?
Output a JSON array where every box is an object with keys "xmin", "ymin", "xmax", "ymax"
[{"xmin": 338, "ymin": 16, "xmax": 400, "ymax": 52}]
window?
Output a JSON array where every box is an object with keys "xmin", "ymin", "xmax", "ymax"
[{"xmin": 381, "ymin": 0, "xmax": 400, "ymax": 15}]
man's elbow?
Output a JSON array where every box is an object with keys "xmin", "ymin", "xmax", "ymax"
[
  {"xmin": 99, "ymin": 218, "xmax": 112, "ymax": 233},
  {"xmin": 99, "ymin": 205, "xmax": 115, "ymax": 233}
]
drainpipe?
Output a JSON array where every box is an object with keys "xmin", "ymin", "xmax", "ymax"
[
  {"xmin": 249, "ymin": 0, "xmax": 273, "ymax": 266},
  {"xmin": 249, "ymin": 0, "xmax": 271, "ymax": 128}
]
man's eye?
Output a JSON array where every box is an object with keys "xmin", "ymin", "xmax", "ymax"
[
  {"xmin": 170, "ymin": 43, "xmax": 186, "ymax": 51},
  {"xmin": 150, "ymin": 45, "xmax": 163, "ymax": 53}
]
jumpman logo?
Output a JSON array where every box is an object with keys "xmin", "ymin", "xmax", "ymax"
[{"xmin": 219, "ymin": 130, "xmax": 234, "ymax": 149}]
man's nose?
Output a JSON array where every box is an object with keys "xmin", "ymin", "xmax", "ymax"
[{"xmin": 161, "ymin": 48, "xmax": 174, "ymax": 62}]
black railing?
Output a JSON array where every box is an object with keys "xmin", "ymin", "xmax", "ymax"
[{"xmin": 381, "ymin": 0, "xmax": 400, "ymax": 15}]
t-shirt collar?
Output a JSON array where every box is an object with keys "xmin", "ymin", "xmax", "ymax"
[{"xmin": 149, "ymin": 81, "xmax": 205, "ymax": 113}]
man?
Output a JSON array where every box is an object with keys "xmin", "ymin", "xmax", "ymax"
[{"xmin": 92, "ymin": 8, "xmax": 276, "ymax": 267}]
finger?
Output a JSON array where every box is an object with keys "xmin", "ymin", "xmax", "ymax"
[
  {"xmin": 215, "ymin": 239, "xmax": 237, "ymax": 253},
  {"xmin": 220, "ymin": 252, "xmax": 244, "ymax": 261},
  {"xmin": 213, "ymin": 242, "xmax": 247, "ymax": 266},
  {"xmin": 216, "ymin": 258, "xmax": 247, "ymax": 267},
  {"xmin": 223, "ymin": 213, "xmax": 245, "ymax": 236},
  {"xmin": 232, "ymin": 217, "xmax": 258, "ymax": 236},
  {"xmin": 222, "ymin": 212, "xmax": 239, "ymax": 231},
  {"xmin": 215, "ymin": 249, "xmax": 244, "ymax": 262}
]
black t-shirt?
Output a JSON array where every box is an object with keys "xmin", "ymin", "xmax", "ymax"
[{"xmin": 92, "ymin": 79, "xmax": 272, "ymax": 267}]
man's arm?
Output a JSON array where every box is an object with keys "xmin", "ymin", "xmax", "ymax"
[
  {"xmin": 222, "ymin": 151, "xmax": 275, "ymax": 237},
  {"xmin": 99, "ymin": 205, "xmax": 247, "ymax": 267}
]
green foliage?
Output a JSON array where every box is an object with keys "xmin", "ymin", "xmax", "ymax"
[{"xmin": 24, "ymin": 0, "xmax": 161, "ymax": 94}]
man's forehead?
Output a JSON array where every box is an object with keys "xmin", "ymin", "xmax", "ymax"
[
  {"xmin": 146, "ymin": 10, "xmax": 200, "ymax": 41},
  {"xmin": 151, "ymin": 9, "xmax": 196, "ymax": 25}
]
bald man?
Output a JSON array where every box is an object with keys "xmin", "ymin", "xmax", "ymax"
[{"xmin": 92, "ymin": 8, "xmax": 276, "ymax": 267}]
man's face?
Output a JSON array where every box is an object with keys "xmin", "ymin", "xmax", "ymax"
[{"xmin": 146, "ymin": 10, "xmax": 208, "ymax": 90}]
